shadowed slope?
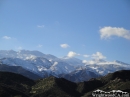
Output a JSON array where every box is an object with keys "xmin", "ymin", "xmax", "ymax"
[
  {"xmin": 0, "ymin": 64, "xmax": 42, "ymax": 80},
  {"xmin": 0, "ymin": 71, "xmax": 35, "ymax": 97},
  {"xmin": 31, "ymin": 77, "xmax": 81, "ymax": 97},
  {"xmin": 0, "ymin": 70, "xmax": 130, "ymax": 97},
  {"xmin": 82, "ymin": 70, "xmax": 130, "ymax": 97}
]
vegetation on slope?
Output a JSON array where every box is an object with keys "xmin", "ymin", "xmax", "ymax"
[
  {"xmin": 0, "ymin": 72, "xmax": 35, "ymax": 97},
  {"xmin": 0, "ymin": 70, "xmax": 130, "ymax": 97},
  {"xmin": 82, "ymin": 70, "xmax": 130, "ymax": 97}
]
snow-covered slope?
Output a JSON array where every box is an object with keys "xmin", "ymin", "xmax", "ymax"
[
  {"xmin": 61, "ymin": 57, "xmax": 84, "ymax": 67},
  {"xmin": 50, "ymin": 61, "xmax": 75, "ymax": 75},
  {"xmin": 0, "ymin": 58, "xmax": 38, "ymax": 72},
  {"xmin": 0, "ymin": 50, "xmax": 17, "ymax": 58},
  {"xmin": 0, "ymin": 50, "xmax": 130, "ymax": 82},
  {"xmin": 0, "ymin": 50, "xmax": 76, "ymax": 77},
  {"xmin": 84, "ymin": 60, "xmax": 130, "ymax": 75},
  {"xmin": 26, "ymin": 57, "xmax": 52, "ymax": 70}
]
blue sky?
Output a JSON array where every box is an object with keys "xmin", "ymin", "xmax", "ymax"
[{"xmin": 0, "ymin": 0, "xmax": 130, "ymax": 63}]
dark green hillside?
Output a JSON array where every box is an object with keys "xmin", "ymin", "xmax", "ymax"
[
  {"xmin": 0, "ymin": 70, "xmax": 130, "ymax": 97},
  {"xmin": 31, "ymin": 77, "xmax": 81, "ymax": 97},
  {"xmin": 0, "ymin": 72, "xmax": 81, "ymax": 97},
  {"xmin": 82, "ymin": 70, "xmax": 130, "ymax": 97},
  {"xmin": 0, "ymin": 71, "xmax": 35, "ymax": 97},
  {"xmin": 77, "ymin": 79, "xmax": 103, "ymax": 94}
]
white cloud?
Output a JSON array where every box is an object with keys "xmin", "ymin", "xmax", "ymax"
[
  {"xmin": 92, "ymin": 52, "xmax": 106, "ymax": 60},
  {"xmin": 82, "ymin": 60, "xmax": 88, "ymax": 64},
  {"xmin": 37, "ymin": 44, "xmax": 43, "ymax": 48},
  {"xmin": 82, "ymin": 52, "xmax": 107, "ymax": 65},
  {"xmin": 2, "ymin": 36, "xmax": 11, "ymax": 40},
  {"xmin": 67, "ymin": 51, "xmax": 80, "ymax": 58},
  {"xmin": 60, "ymin": 44, "xmax": 69, "ymax": 48},
  {"xmin": 99, "ymin": 26, "xmax": 130, "ymax": 40},
  {"xmin": 37, "ymin": 25, "xmax": 45, "ymax": 28},
  {"xmin": 82, "ymin": 60, "xmax": 96, "ymax": 64},
  {"xmin": 83, "ymin": 54, "xmax": 89, "ymax": 58}
]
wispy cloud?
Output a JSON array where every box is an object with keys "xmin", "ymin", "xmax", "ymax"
[
  {"xmin": 82, "ymin": 52, "xmax": 106, "ymax": 64},
  {"xmin": 99, "ymin": 26, "xmax": 130, "ymax": 40},
  {"xmin": 60, "ymin": 44, "xmax": 70, "ymax": 48},
  {"xmin": 92, "ymin": 52, "xmax": 106, "ymax": 60},
  {"xmin": 37, "ymin": 25, "xmax": 45, "ymax": 28},
  {"xmin": 2, "ymin": 36, "xmax": 11, "ymax": 40},
  {"xmin": 82, "ymin": 60, "xmax": 96, "ymax": 64},
  {"xmin": 83, "ymin": 54, "xmax": 89, "ymax": 58},
  {"xmin": 67, "ymin": 51, "xmax": 80, "ymax": 58},
  {"xmin": 37, "ymin": 44, "xmax": 43, "ymax": 48}
]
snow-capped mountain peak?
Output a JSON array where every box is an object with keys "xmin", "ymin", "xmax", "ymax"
[{"xmin": 0, "ymin": 50, "xmax": 130, "ymax": 82}]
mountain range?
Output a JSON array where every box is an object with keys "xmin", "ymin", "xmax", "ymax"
[{"xmin": 0, "ymin": 50, "xmax": 130, "ymax": 82}]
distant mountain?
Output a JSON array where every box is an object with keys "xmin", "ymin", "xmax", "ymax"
[
  {"xmin": 0, "ymin": 63, "xmax": 41, "ymax": 80},
  {"xmin": 0, "ymin": 50, "xmax": 130, "ymax": 82},
  {"xmin": 0, "ymin": 70, "xmax": 130, "ymax": 97},
  {"xmin": 84, "ymin": 60, "xmax": 130, "ymax": 75},
  {"xmin": 60, "ymin": 68, "xmax": 100, "ymax": 82},
  {"xmin": 61, "ymin": 57, "xmax": 84, "ymax": 67}
]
